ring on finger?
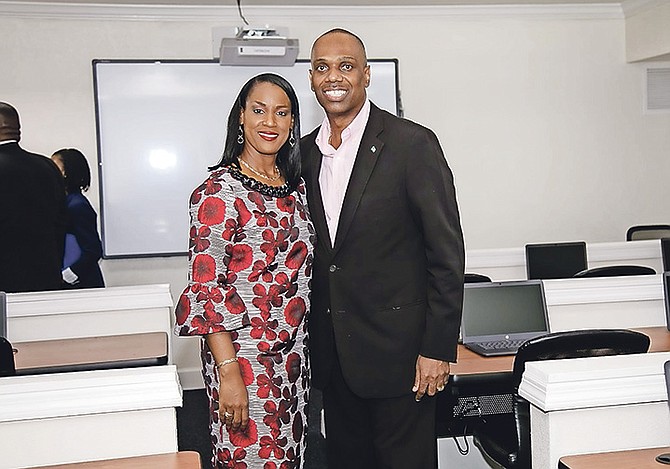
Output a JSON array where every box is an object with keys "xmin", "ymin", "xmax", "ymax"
[{"xmin": 223, "ymin": 411, "xmax": 232, "ymax": 419}]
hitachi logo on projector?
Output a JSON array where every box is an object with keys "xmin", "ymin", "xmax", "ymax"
[
  {"xmin": 219, "ymin": 33, "xmax": 299, "ymax": 66},
  {"xmin": 238, "ymin": 45, "xmax": 286, "ymax": 56}
]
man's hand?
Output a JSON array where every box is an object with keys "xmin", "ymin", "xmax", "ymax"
[{"xmin": 412, "ymin": 355, "xmax": 450, "ymax": 401}]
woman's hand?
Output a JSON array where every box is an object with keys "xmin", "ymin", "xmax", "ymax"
[
  {"xmin": 206, "ymin": 332, "xmax": 249, "ymax": 431},
  {"xmin": 218, "ymin": 363, "xmax": 249, "ymax": 431}
]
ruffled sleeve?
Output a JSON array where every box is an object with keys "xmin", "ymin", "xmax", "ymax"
[{"xmin": 174, "ymin": 171, "xmax": 253, "ymax": 336}]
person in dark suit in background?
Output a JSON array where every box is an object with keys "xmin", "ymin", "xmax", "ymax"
[
  {"xmin": 301, "ymin": 29, "xmax": 465, "ymax": 468},
  {"xmin": 0, "ymin": 102, "xmax": 66, "ymax": 293},
  {"xmin": 51, "ymin": 148, "xmax": 105, "ymax": 289}
]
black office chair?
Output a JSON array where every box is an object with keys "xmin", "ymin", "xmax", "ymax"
[
  {"xmin": 465, "ymin": 273, "xmax": 492, "ymax": 283},
  {"xmin": 472, "ymin": 329, "xmax": 650, "ymax": 469},
  {"xmin": 573, "ymin": 265, "xmax": 656, "ymax": 278},
  {"xmin": 626, "ymin": 224, "xmax": 670, "ymax": 241},
  {"xmin": 0, "ymin": 337, "xmax": 16, "ymax": 377}
]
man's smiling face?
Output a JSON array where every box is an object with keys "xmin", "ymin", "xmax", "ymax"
[{"xmin": 310, "ymin": 31, "xmax": 370, "ymax": 126}]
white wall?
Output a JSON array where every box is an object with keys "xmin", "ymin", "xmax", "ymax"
[
  {"xmin": 2, "ymin": 2, "xmax": 669, "ymax": 386},
  {"xmin": 625, "ymin": 0, "xmax": 670, "ymax": 61}
]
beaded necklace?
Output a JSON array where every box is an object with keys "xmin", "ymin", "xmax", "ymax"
[{"xmin": 227, "ymin": 164, "xmax": 292, "ymax": 198}]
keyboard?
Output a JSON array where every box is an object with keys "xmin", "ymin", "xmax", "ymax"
[
  {"xmin": 464, "ymin": 338, "xmax": 527, "ymax": 357},
  {"xmin": 480, "ymin": 339, "xmax": 526, "ymax": 351}
]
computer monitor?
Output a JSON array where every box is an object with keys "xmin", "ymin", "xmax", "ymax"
[
  {"xmin": 0, "ymin": 292, "xmax": 6, "ymax": 338},
  {"xmin": 661, "ymin": 238, "xmax": 670, "ymax": 272},
  {"xmin": 460, "ymin": 280, "xmax": 550, "ymax": 356},
  {"xmin": 525, "ymin": 241, "xmax": 588, "ymax": 280}
]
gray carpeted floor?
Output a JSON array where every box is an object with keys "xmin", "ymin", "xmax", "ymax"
[{"xmin": 177, "ymin": 388, "xmax": 328, "ymax": 469}]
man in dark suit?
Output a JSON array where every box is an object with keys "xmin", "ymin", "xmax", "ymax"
[
  {"xmin": 0, "ymin": 102, "xmax": 65, "ymax": 293},
  {"xmin": 301, "ymin": 29, "xmax": 465, "ymax": 468}
]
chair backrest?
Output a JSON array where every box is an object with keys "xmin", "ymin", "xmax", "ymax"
[
  {"xmin": 627, "ymin": 224, "xmax": 670, "ymax": 241},
  {"xmin": 464, "ymin": 273, "xmax": 492, "ymax": 283},
  {"xmin": 573, "ymin": 265, "xmax": 656, "ymax": 278},
  {"xmin": 509, "ymin": 329, "xmax": 650, "ymax": 468},
  {"xmin": 512, "ymin": 329, "xmax": 650, "ymax": 387},
  {"xmin": 0, "ymin": 337, "xmax": 15, "ymax": 377}
]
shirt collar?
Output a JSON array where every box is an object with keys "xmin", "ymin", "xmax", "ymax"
[
  {"xmin": 0, "ymin": 140, "xmax": 18, "ymax": 146},
  {"xmin": 316, "ymin": 99, "xmax": 371, "ymax": 156}
]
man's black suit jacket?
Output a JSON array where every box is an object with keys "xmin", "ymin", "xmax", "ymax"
[
  {"xmin": 301, "ymin": 103, "xmax": 465, "ymax": 399},
  {"xmin": 0, "ymin": 142, "xmax": 66, "ymax": 293}
]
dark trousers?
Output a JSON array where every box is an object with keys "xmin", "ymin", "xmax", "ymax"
[{"xmin": 321, "ymin": 354, "xmax": 437, "ymax": 469}]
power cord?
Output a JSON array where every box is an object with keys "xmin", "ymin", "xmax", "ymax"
[
  {"xmin": 451, "ymin": 399, "xmax": 484, "ymax": 456},
  {"xmin": 236, "ymin": 0, "xmax": 249, "ymax": 26}
]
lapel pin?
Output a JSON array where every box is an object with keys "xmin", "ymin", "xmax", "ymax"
[{"xmin": 370, "ymin": 145, "xmax": 376, "ymax": 153}]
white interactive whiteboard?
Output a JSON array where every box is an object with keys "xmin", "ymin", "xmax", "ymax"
[{"xmin": 93, "ymin": 59, "xmax": 399, "ymax": 258}]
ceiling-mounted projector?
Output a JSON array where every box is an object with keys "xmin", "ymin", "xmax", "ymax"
[{"xmin": 220, "ymin": 26, "xmax": 299, "ymax": 66}]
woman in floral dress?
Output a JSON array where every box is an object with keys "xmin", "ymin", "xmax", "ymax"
[{"xmin": 175, "ymin": 73, "xmax": 314, "ymax": 469}]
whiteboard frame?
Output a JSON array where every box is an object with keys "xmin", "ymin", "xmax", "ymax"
[{"xmin": 92, "ymin": 58, "xmax": 400, "ymax": 258}]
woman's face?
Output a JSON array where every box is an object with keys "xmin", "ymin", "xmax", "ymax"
[{"xmin": 239, "ymin": 81, "xmax": 294, "ymax": 159}]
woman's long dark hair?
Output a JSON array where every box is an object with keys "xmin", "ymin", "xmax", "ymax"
[
  {"xmin": 209, "ymin": 73, "xmax": 301, "ymax": 190},
  {"xmin": 52, "ymin": 148, "xmax": 91, "ymax": 194}
]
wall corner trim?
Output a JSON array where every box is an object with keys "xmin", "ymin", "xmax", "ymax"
[{"xmin": 0, "ymin": 1, "xmax": 625, "ymax": 22}]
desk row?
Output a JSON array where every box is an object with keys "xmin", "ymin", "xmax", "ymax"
[
  {"xmin": 466, "ymin": 238, "xmax": 667, "ymax": 282},
  {"xmin": 458, "ymin": 273, "xmax": 669, "ymax": 360}
]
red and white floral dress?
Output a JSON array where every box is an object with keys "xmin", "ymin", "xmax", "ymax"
[{"xmin": 175, "ymin": 166, "xmax": 314, "ymax": 469}]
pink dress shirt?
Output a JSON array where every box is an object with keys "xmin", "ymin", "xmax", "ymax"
[{"xmin": 315, "ymin": 99, "xmax": 371, "ymax": 247}]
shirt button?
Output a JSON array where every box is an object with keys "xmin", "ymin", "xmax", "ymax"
[{"xmin": 329, "ymin": 265, "xmax": 337, "ymax": 273}]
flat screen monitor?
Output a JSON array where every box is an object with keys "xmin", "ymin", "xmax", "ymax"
[
  {"xmin": 525, "ymin": 241, "xmax": 588, "ymax": 280},
  {"xmin": 460, "ymin": 280, "xmax": 549, "ymax": 346},
  {"xmin": 662, "ymin": 238, "xmax": 670, "ymax": 272},
  {"xmin": 0, "ymin": 292, "xmax": 6, "ymax": 338}
]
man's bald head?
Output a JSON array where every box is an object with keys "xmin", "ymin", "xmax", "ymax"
[
  {"xmin": 0, "ymin": 102, "xmax": 20, "ymax": 142},
  {"xmin": 311, "ymin": 28, "xmax": 368, "ymax": 66}
]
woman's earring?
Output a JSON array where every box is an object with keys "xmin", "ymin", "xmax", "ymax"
[
  {"xmin": 289, "ymin": 134, "xmax": 296, "ymax": 147},
  {"xmin": 237, "ymin": 125, "xmax": 244, "ymax": 145}
]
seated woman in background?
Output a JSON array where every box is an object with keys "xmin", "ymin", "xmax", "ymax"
[{"xmin": 51, "ymin": 148, "xmax": 105, "ymax": 289}]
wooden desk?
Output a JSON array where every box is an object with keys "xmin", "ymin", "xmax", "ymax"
[
  {"xmin": 31, "ymin": 451, "xmax": 201, "ymax": 469},
  {"xmin": 450, "ymin": 326, "xmax": 670, "ymax": 377},
  {"xmin": 451, "ymin": 344, "xmax": 513, "ymax": 376},
  {"xmin": 558, "ymin": 446, "xmax": 670, "ymax": 468},
  {"xmin": 440, "ymin": 326, "xmax": 670, "ymax": 438},
  {"xmin": 12, "ymin": 332, "xmax": 168, "ymax": 373},
  {"xmin": 634, "ymin": 326, "xmax": 670, "ymax": 353}
]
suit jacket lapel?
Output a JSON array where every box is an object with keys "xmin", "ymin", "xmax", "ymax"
[
  {"xmin": 332, "ymin": 105, "xmax": 384, "ymax": 253},
  {"xmin": 305, "ymin": 140, "xmax": 334, "ymax": 252}
]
